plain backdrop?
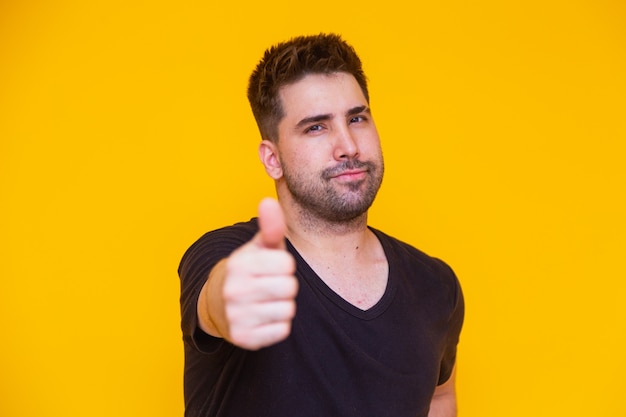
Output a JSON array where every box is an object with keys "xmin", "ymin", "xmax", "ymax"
[{"xmin": 1, "ymin": 1, "xmax": 625, "ymax": 416}]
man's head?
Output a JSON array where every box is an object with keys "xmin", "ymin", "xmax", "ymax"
[{"xmin": 247, "ymin": 33, "xmax": 369, "ymax": 142}]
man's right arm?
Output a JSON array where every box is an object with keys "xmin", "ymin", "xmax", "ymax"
[
  {"xmin": 196, "ymin": 258, "xmax": 229, "ymax": 338},
  {"xmin": 195, "ymin": 198, "xmax": 298, "ymax": 351}
]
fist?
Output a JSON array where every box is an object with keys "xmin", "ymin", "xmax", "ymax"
[{"xmin": 222, "ymin": 198, "xmax": 298, "ymax": 350}]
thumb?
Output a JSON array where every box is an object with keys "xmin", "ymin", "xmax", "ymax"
[{"xmin": 256, "ymin": 197, "xmax": 287, "ymax": 249}]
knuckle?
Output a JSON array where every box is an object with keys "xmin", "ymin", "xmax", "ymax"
[
  {"xmin": 277, "ymin": 301, "xmax": 296, "ymax": 320},
  {"xmin": 278, "ymin": 252, "xmax": 296, "ymax": 273},
  {"xmin": 273, "ymin": 322, "xmax": 292, "ymax": 342},
  {"xmin": 288, "ymin": 275, "xmax": 299, "ymax": 294},
  {"xmin": 222, "ymin": 282, "xmax": 239, "ymax": 301},
  {"xmin": 287, "ymin": 300, "xmax": 297, "ymax": 318},
  {"xmin": 229, "ymin": 328, "xmax": 251, "ymax": 348}
]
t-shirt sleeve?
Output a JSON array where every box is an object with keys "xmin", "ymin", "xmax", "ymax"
[
  {"xmin": 435, "ymin": 259, "xmax": 465, "ymax": 385},
  {"xmin": 178, "ymin": 219, "xmax": 259, "ymax": 353}
]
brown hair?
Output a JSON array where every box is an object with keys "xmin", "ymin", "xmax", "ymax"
[{"xmin": 247, "ymin": 33, "xmax": 369, "ymax": 142}]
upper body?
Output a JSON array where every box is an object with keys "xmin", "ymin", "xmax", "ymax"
[
  {"xmin": 179, "ymin": 33, "xmax": 464, "ymax": 416},
  {"xmin": 179, "ymin": 219, "xmax": 464, "ymax": 417}
]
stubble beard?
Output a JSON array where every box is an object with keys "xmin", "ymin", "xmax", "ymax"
[{"xmin": 282, "ymin": 158, "xmax": 384, "ymax": 225}]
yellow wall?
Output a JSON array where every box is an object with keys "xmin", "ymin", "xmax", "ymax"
[{"xmin": 1, "ymin": 1, "xmax": 624, "ymax": 416}]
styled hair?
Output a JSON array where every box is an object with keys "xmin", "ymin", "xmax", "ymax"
[{"xmin": 247, "ymin": 33, "xmax": 369, "ymax": 142}]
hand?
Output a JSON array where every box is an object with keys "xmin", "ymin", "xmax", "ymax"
[{"xmin": 221, "ymin": 198, "xmax": 298, "ymax": 350}]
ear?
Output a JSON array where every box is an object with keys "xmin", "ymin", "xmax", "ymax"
[{"xmin": 258, "ymin": 140, "xmax": 283, "ymax": 180}]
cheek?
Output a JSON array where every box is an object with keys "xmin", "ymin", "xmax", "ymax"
[
  {"xmin": 284, "ymin": 145, "xmax": 325, "ymax": 168},
  {"xmin": 360, "ymin": 136, "xmax": 383, "ymax": 158}
]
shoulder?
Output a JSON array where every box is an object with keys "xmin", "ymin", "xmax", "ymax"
[
  {"xmin": 178, "ymin": 218, "xmax": 259, "ymax": 276},
  {"xmin": 194, "ymin": 218, "xmax": 259, "ymax": 245},
  {"xmin": 370, "ymin": 227, "xmax": 454, "ymax": 276},
  {"xmin": 370, "ymin": 227, "xmax": 461, "ymax": 302},
  {"xmin": 188, "ymin": 218, "xmax": 259, "ymax": 250}
]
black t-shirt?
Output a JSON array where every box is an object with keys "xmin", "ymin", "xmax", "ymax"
[{"xmin": 178, "ymin": 219, "xmax": 464, "ymax": 417}]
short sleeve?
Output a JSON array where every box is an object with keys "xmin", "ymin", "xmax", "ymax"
[
  {"xmin": 178, "ymin": 219, "xmax": 259, "ymax": 353},
  {"xmin": 436, "ymin": 259, "xmax": 465, "ymax": 385}
]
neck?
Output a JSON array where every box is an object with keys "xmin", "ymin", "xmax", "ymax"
[{"xmin": 281, "ymin": 198, "xmax": 373, "ymax": 258}]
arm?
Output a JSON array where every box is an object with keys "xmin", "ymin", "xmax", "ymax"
[
  {"xmin": 428, "ymin": 364, "xmax": 457, "ymax": 417},
  {"xmin": 196, "ymin": 258, "xmax": 231, "ymax": 337},
  {"xmin": 196, "ymin": 198, "xmax": 298, "ymax": 350}
]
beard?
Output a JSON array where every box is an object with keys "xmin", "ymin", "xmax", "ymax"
[{"xmin": 282, "ymin": 158, "xmax": 384, "ymax": 223}]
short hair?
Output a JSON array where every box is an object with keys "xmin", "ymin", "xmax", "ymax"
[{"xmin": 247, "ymin": 33, "xmax": 369, "ymax": 142}]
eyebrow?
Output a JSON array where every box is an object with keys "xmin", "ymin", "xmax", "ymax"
[
  {"xmin": 294, "ymin": 105, "xmax": 370, "ymax": 130},
  {"xmin": 346, "ymin": 105, "xmax": 370, "ymax": 117}
]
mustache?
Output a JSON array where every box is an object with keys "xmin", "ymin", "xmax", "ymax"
[{"xmin": 322, "ymin": 160, "xmax": 377, "ymax": 179}]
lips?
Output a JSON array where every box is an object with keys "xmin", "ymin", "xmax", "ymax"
[
  {"xmin": 323, "ymin": 160, "xmax": 372, "ymax": 180},
  {"xmin": 331, "ymin": 169, "xmax": 367, "ymax": 180}
]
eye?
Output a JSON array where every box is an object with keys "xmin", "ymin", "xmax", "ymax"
[
  {"xmin": 349, "ymin": 115, "xmax": 366, "ymax": 124},
  {"xmin": 304, "ymin": 124, "xmax": 324, "ymax": 134}
]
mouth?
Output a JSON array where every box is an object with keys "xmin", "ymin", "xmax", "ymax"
[
  {"xmin": 330, "ymin": 169, "xmax": 367, "ymax": 182},
  {"xmin": 323, "ymin": 160, "xmax": 372, "ymax": 182}
]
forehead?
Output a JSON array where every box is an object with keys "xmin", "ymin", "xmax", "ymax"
[{"xmin": 278, "ymin": 72, "xmax": 368, "ymax": 120}]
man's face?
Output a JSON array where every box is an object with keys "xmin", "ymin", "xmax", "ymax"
[{"xmin": 274, "ymin": 72, "xmax": 384, "ymax": 223}]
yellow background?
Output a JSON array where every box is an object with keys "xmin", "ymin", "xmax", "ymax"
[{"xmin": 1, "ymin": 1, "xmax": 625, "ymax": 416}]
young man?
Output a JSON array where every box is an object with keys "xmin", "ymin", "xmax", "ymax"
[{"xmin": 178, "ymin": 33, "xmax": 464, "ymax": 417}]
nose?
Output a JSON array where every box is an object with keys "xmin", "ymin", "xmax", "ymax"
[{"xmin": 333, "ymin": 125, "xmax": 359, "ymax": 160}]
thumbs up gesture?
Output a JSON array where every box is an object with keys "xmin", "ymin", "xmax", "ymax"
[{"xmin": 197, "ymin": 198, "xmax": 298, "ymax": 350}]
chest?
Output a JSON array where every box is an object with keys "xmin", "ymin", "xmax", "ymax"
[
  {"xmin": 305, "ymin": 255, "xmax": 388, "ymax": 310},
  {"xmin": 237, "ymin": 265, "xmax": 449, "ymax": 417}
]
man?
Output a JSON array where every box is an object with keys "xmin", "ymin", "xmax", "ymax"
[{"xmin": 178, "ymin": 33, "xmax": 464, "ymax": 417}]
